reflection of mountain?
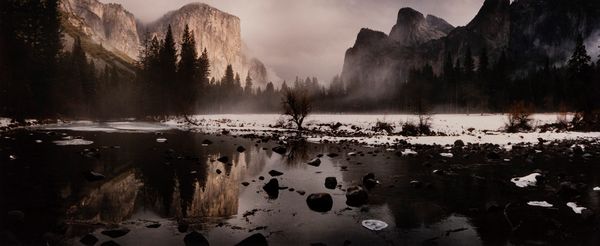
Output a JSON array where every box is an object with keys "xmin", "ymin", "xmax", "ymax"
[
  {"xmin": 64, "ymin": 143, "xmax": 270, "ymax": 224},
  {"xmin": 66, "ymin": 170, "xmax": 141, "ymax": 223}
]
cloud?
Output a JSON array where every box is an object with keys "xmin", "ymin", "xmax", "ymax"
[{"xmin": 100, "ymin": 0, "xmax": 484, "ymax": 83}]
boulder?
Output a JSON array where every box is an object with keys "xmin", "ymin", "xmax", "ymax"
[
  {"xmin": 307, "ymin": 158, "xmax": 321, "ymax": 167},
  {"xmin": 101, "ymin": 228, "xmax": 130, "ymax": 238},
  {"xmin": 362, "ymin": 173, "xmax": 378, "ymax": 189},
  {"xmin": 80, "ymin": 234, "xmax": 98, "ymax": 246},
  {"xmin": 263, "ymin": 179, "xmax": 280, "ymax": 199},
  {"xmin": 184, "ymin": 231, "xmax": 209, "ymax": 246},
  {"xmin": 235, "ymin": 233, "xmax": 268, "ymax": 246},
  {"xmin": 217, "ymin": 156, "xmax": 229, "ymax": 163},
  {"xmin": 237, "ymin": 146, "xmax": 246, "ymax": 152},
  {"xmin": 268, "ymin": 170, "xmax": 283, "ymax": 177},
  {"xmin": 346, "ymin": 186, "xmax": 368, "ymax": 207},
  {"xmin": 306, "ymin": 193, "xmax": 333, "ymax": 212},
  {"xmin": 324, "ymin": 177, "xmax": 337, "ymax": 189},
  {"xmin": 272, "ymin": 146, "xmax": 287, "ymax": 155}
]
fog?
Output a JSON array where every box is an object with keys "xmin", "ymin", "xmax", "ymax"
[{"xmin": 101, "ymin": 0, "xmax": 484, "ymax": 83}]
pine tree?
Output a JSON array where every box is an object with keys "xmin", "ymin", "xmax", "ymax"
[
  {"xmin": 159, "ymin": 25, "xmax": 177, "ymax": 114},
  {"xmin": 177, "ymin": 24, "xmax": 198, "ymax": 114},
  {"xmin": 567, "ymin": 34, "xmax": 593, "ymax": 119},
  {"xmin": 197, "ymin": 48, "xmax": 210, "ymax": 93},
  {"xmin": 244, "ymin": 73, "xmax": 253, "ymax": 96}
]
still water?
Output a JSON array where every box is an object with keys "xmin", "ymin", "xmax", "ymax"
[{"xmin": 1, "ymin": 124, "xmax": 599, "ymax": 245}]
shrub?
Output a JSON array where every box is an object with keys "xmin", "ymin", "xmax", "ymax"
[
  {"xmin": 281, "ymin": 88, "xmax": 312, "ymax": 131},
  {"xmin": 505, "ymin": 101, "xmax": 533, "ymax": 133},
  {"xmin": 372, "ymin": 120, "xmax": 394, "ymax": 134}
]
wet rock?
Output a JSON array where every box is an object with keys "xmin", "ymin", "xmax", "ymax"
[
  {"xmin": 362, "ymin": 173, "xmax": 378, "ymax": 189},
  {"xmin": 216, "ymin": 169, "xmax": 222, "ymax": 174},
  {"xmin": 268, "ymin": 170, "xmax": 283, "ymax": 177},
  {"xmin": 297, "ymin": 190, "xmax": 306, "ymax": 195},
  {"xmin": 306, "ymin": 193, "xmax": 333, "ymax": 212},
  {"xmin": 6, "ymin": 210, "xmax": 24, "ymax": 225},
  {"xmin": 83, "ymin": 171, "xmax": 105, "ymax": 181},
  {"xmin": 217, "ymin": 156, "xmax": 229, "ymax": 163},
  {"xmin": 101, "ymin": 228, "xmax": 130, "ymax": 238},
  {"xmin": 178, "ymin": 222, "xmax": 189, "ymax": 233},
  {"xmin": 272, "ymin": 146, "xmax": 287, "ymax": 155},
  {"xmin": 235, "ymin": 233, "xmax": 268, "ymax": 246},
  {"xmin": 346, "ymin": 186, "xmax": 368, "ymax": 207},
  {"xmin": 307, "ymin": 158, "xmax": 321, "ymax": 167},
  {"xmin": 410, "ymin": 180, "xmax": 423, "ymax": 188},
  {"xmin": 237, "ymin": 146, "xmax": 246, "ymax": 152},
  {"xmin": 80, "ymin": 234, "xmax": 98, "ymax": 245},
  {"xmin": 101, "ymin": 241, "xmax": 120, "ymax": 246},
  {"xmin": 258, "ymin": 176, "xmax": 265, "ymax": 181},
  {"xmin": 485, "ymin": 201, "xmax": 501, "ymax": 213},
  {"xmin": 263, "ymin": 179, "xmax": 280, "ymax": 199},
  {"xmin": 327, "ymin": 153, "xmax": 339, "ymax": 158},
  {"xmin": 146, "ymin": 223, "xmax": 161, "ymax": 228},
  {"xmin": 324, "ymin": 177, "xmax": 337, "ymax": 189},
  {"xmin": 184, "ymin": 231, "xmax": 209, "ymax": 246},
  {"xmin": 202, "ymin": 139, "xmax": 213, "ymax": 145},
  {"xmin": 241, "ymin": 182, "xmax": 250, "ymax": 186},
  {"xmin": 558, "ymin": 181, "xmax": 583, "ymax": 197},
  {"xmin": 486, "ymin": 152, "xmax": 500, "ymax": 160},
  {"xmin": 432, "ymin": 169, "xmax": 444, "ymax": 175},
  {"xmin": 454, "ymin": 140, "xmax": 465, "ymax": 147},
  {"xmin": 317, "ymin": 154, "xmax": 324, "ymax": 158}
]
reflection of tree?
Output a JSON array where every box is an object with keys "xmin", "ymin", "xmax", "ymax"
[{"xmin": 284, "ymin": 139, "xmax": 310, "ymax": 166}]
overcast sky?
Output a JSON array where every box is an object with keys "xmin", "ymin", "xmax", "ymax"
[{"xmin": 100, "ymin": 0, "xmax": 485, "ymax": 83}]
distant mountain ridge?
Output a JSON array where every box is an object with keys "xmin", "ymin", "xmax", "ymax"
[
  {"xmin": 59, "ymin": 0, "xmax": 272, "ymax": 84},
  {"xmin": 341, "ymin": 0, "xmax": 600, "ymax": 99}
]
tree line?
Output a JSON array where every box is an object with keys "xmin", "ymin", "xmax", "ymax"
[{"xmin": 1, "ymin": 0, "xmax": 599, "ymax": 122}]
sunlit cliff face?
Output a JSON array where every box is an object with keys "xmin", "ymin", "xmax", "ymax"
[{"xmin": 102, "ymin": 0, "xmax": 484, "ymax": 83}]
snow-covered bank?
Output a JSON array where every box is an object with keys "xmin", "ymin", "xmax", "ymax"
[
  {"xmin": 8, "ymin": 113, "xmax": 598, "ymax": 147},
  {"xmin": 167, "ymin": 114, "xmax": 599, "ymax": 147}
]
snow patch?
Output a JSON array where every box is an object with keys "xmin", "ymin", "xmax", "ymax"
[
  {"xmin": 511, "ymin": 173, "xmax": 541, "ymax": 188},
  {"xmin": 440, "ymin": 153, "xmax": 453, "ymax": 158},
  {"xmin": 53, "ymin": 139, "xmax": 94, "ymax": 146},
  {"xmin": 401, "ymin": 149, "xmax": 418, "ymax": 156},
  {"xmin": 566, "ymin": 202, "xmax": 587, "ymax": 214},
  {"xmin": 527, "ymin": 201, "xmax": 553, "ymax": 208}
]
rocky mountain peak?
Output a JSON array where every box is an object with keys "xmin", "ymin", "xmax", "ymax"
[
  {"xmin": 425, "ymin": 15, "xmax": 454, "ymax": 34},
  {"xmin": 355, "ymin": 28, "xmax": 388, "ymax": 48},
  {"xmin": 389, "ymin": 7, "xmax": 453, "ymax": 46}
]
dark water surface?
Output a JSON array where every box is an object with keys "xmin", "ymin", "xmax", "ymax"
[{"xmin": 1, "ymin": 126, "xmax": 600, "ymax": 245}]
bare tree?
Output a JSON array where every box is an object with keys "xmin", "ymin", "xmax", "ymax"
[{"xmin": 281, "ymin": 88, "xmax": 312, "ymax": 131}]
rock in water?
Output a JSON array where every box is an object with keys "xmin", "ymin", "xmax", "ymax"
[
  {"xmin": 80, "ymin": 234, "xmax": 98, "ymax": 246},
  {"xmin": 454, "ymin": 139, "xmax": 465, "ymax": 147},
  {"xmin": 263, "ymin": 179, "xmax": 279, "ymax": 199},
  {"xmin": 202, "ymin": 139, "xmax": 213, "ymax": 145},
  {"xmin": 184, "ymin": 231, "xmax": 209, "ymax": 246},
  {"xmin": 217, "ymin": 156, "xmax": 229, "ymax": 163},
  {"xmin": 235, "ymin": 233, "xmax": 268, "ymax": 246},
  {"xmin": 100, "ymin": 241, "xmax": 120, "ymax": 246},
  {"xmin": 324, "ymin": 177, "xmax": 337, "ymax": 189},
  {"xmin": 83, "ymin": 171, "xmax": 105, "ymax": 181},
  {"xmin": 362, "ymin": 173, "xmax": 378, "ymax": 189},
  {"xmin": 307, "ymin": 158, "xmax": 321, "ymax": 167},
  {"xmin": 272, "ymin": 146, "xmax": 287, "ymax": 155},
  {"xmin": 306, "ymin": 193, "xmax": 333, "ymax": 212},
  {"xmin": 268, "ymin": 170, "xmax": 283, "ymax": 177},
  {"xmin": 101, "ymin": 228, "xmax": 130, "ymax": 238},
  {"xmin": 346, "ymin": 186, "xmax": 368, "ymax": 207}
]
